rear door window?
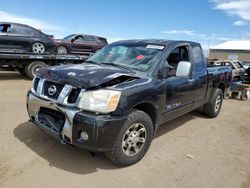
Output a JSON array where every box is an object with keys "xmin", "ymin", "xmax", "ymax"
[
  {"xmin": 16, "ymin": 26, "xmax": 32, "ymax": 35},
  {"xmin": 82, "ymin": 35, "xmax": 97, "ymax": 42},
  {"xmin": 192, "ymin": 45, "xmax": 205, "ymax": 72}
]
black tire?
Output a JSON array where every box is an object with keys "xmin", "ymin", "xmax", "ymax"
[
  {"xmin": 56, "ymin": 46, "xmax": 68, "ymax": 54},
  {"xmin": 25, "ymin": 61, "xmax": 46, "ymax": 79},
  {"xmin": 17, "ymin": 68, "xmax": 26, "ymax": 75},
  {"xmin": 241, "ymin": 93, "xmax": 248, "ymax": 101},
  {"xmin": 105, "ymin": 110, "xmax": 154, "ymax": 166},
  {"xmin": 202, "ymin": 88, "xmax": 223, "ymax": 118}
]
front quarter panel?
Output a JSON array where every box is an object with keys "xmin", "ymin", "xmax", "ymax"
[{"xmin": 110, "ymin": 78, "xmax": 165, "ymax": 122}]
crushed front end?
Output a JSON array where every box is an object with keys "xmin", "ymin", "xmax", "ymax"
[{"xmin": 26, "ymin": 77, "xmax": 127, "ymax": 152}]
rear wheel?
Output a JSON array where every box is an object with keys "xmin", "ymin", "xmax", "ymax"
[
  {"xmin": 202, "ymin": 88, "xmax": 223, "ymax": 118},
  {"xmin": 105, "ymin": 110, "xmax": 154, "ymax": 166},
  {"xmin": 32, "ymin": 42, "xmax": 45, "ymax": 54},
  {"xmin": 25, "ymin": 61, "xmax": 46, "ymax": 79},
  {"xmin": 241, "ymin": 93, "xmax": 248, "ymax": 101},
  {"xmin": 56, "ymin": 46, "xmax": 68, "ymax": 54}
]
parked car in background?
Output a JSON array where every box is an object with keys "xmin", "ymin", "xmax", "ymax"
[
  {"xmin": 211, "ymin": 60, "xmax": 245, "ymax": 81},
  {"xmin": 242, "ymin": 61, "xmax": 250, "ymax": 82},
  {"xmin": 242, "ymin": 61, "xmax": 250, "ymax": 70},
  {"xmin": 0, "ymin": 22, "xmax": 55, "ymax": 54},
  {"xmin": 54, "ymin": 34, "xmax": 108, "ymax": 55}
]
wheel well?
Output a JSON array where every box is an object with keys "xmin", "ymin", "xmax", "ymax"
[
  {"xmin": 217, "ymin": 83, "xmax": 225, "ymax": 93},
  {"xmin": 134, "ymin": 102, "xmax": 157, "ymax": 128},
  {"xmin": 32, "ymin": 41, "xmax": 45, "ymax": 46}
]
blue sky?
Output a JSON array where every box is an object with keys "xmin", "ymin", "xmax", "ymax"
[{"xmin": 1, "ymin": 0, "xmax": 250, "ymax": 52}]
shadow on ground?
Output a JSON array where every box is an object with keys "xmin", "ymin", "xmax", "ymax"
[
  {"xmin": 155, "ymin": 110, "xmax": 209, "ymax": 138},
  {"xmin": 14, "ymin": 110, "xmax": 209, "ymax": 174},
  {"xmin": 0, "ymin": 71, "xmax": 27, "ymax": 81},
  {"xmin": 13, "ymin": 121, "xmax": 118, "ymax": 174}
]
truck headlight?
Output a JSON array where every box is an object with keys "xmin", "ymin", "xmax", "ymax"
[{"xmin": 78, "ymin": 90, "xmax": 121, "ymax": 113}]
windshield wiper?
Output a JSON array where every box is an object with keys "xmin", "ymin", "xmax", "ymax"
[{"xmin": 100, "ymin": 62, "xmax": 136, "ymax": 73}]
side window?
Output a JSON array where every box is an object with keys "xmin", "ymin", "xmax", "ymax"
[
  {"xmin": 82, "ymin": 35, "xmax": 97, "ymax": 42},
  {"xmin": 74, "ymin": 35, "xmax": 83, "ymax": 42},
  {"xmin": 236, "ymin": 62, "xmax": 243, "ymax": 68},
  {"xmin": 16, "ymin": 26, "xmax": 37, "ymax": 35},
  {"xmin": 192, "ymin": 45, "xmax": 204, "ymax": 72},
  {"xmin": 0, "ymin": 24, "xmax": 11, "ymax": 33},
  {"xmin": 166, "ymin": 46, "xmax": 189, "ymax": 76},
  {"xmin": 225, "ymin": 62, "xmax": 234, "ymax": 69}
]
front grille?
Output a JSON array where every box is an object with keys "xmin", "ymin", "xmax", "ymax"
[
  {"xmin": 67, "ymin": 88, "xmax": 81, "ymax": 103},
  {"xmin": 33, "ymin": 77, "xmax": 40, "ymax": 92},
  {"xmin": 43, "ymin": 81, "xmax": 64, "ymax": 100}
]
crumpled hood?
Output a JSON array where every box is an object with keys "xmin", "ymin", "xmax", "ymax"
[{"xmin": 36, "ymin": 63, "xmax": 138, "ymax": 88}]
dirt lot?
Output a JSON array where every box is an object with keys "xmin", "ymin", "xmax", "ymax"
[{"xmin": 0, "ymin": 71, "xmax": 249, "ymax": 188}]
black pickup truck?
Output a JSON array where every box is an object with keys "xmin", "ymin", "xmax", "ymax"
[{"xmin": 26, "ymin": 40, "xmax": 232, "ymax": 166}]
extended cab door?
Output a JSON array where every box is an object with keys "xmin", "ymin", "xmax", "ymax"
[
  {"xmin": 162, "ymin": 44, "xmax": 195, "ymax": 122},
  {"xmin": 191, "ymin": 44, "xmax": 208, "ymax": 108}
]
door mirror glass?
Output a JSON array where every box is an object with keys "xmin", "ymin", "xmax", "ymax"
[{"xmin": 176, "ymin": 61, "xmax": 192, "ymax": 77}]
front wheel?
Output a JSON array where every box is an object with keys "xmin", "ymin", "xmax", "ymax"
[
  {"xmin": 202, "ymin": 88, "xmax": 223, "ymax": 118},
  {"xmin": 105, "ymin": 110, "xmax": 154, "ymax": 166}
]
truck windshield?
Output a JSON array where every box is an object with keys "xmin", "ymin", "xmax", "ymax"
[{"xmin": 87, "ymin": 44, "xmax": 165, "ymax": 71}]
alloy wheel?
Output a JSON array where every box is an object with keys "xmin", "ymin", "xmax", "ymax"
[
  {"xmin": 32, "ymin": 42, "xmax": 45, "ymax": 54},
  {"xmin": 122, "ymin": 123, "xmax": 147, "ymax": 156}
]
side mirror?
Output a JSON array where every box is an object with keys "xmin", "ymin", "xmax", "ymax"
[
  {"xmin": 71, "ymin": 38, "xmax": 75, "ymax": 43},
  {"xmin": 176, "ymin": 61, "xmax": 192, "ymax": 77}
]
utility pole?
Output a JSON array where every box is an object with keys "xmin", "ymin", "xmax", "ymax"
[{"xmin": 207, "ymin": 32, "xmax": 211, "ymax": 57}]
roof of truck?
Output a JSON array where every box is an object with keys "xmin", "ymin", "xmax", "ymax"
[{"xmin": 112, "ymin": 39, "xmax": 200, "ymax": 46}]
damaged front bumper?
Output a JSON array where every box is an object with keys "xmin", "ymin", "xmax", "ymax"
[{"xmin": 26, "ymin": 91, "xmax": 127, "ymax": 152}]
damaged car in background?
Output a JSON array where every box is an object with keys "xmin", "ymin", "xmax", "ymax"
[
  {"xmin": 54, "ymin": 34, "xmax": 108, "ymax": 55},
  {"xmin": 26, "ymin": 40, "xmax": 232, "ymax": 166}
]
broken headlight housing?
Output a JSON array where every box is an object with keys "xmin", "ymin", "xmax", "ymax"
[{"xmin": 78, "ymin": 89, "xmax": 121, "ymax": 113}]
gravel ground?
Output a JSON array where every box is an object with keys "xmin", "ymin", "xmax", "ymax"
[{"xmin": 0, "ymin": 71, "xmax": 249, "ymax": 188}]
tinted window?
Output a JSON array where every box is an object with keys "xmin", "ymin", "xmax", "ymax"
[
  {"xmin": 10, "ymin": 25, "xmax": 40, "ymax": 36},
  {"xmin": 166, "ymin": 46, "xmax": 189, "ymax": 76},
  {"xmin": 74, "ymin": 35, "xmax": 83, "ymax": 42},
  {"xmin": 0, "ymin": 24, "xmax": 11, "ymax": 33},
  {"xmin": 192, "ymin": 45, "xmax": 204, "ymax": 72},
  {"xmin": 83, "ymin": 35, "xmax": 97, "ymax": 42},
  {"xmin": 98, "ymin": 37, "xmax": 108, "ymax": 44}
]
